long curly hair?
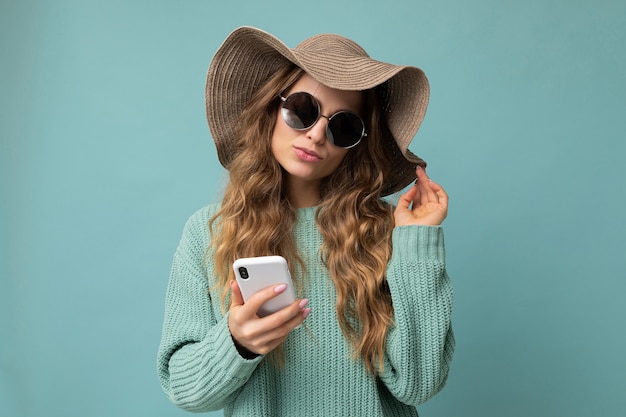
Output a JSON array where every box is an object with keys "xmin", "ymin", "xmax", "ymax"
[{"xmin": 209, "ymin": 64, "xmax": 397, "ymax": 375}]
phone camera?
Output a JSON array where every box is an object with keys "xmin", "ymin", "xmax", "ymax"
[{"xmin": 238, "ymin": 267, "xmax": 249, "ymax": 279}]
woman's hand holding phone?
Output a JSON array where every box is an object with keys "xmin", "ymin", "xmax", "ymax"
[{"xmin": 228, "ymin": 279, "xmax": 310, "ymax": 356}]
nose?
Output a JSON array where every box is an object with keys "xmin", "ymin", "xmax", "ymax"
[{"xmin": 306, "ymin": 114, "xmax": 330, "ymax": 144}]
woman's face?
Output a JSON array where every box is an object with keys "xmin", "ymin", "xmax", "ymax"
[{"xmin": 271, "ymin": 73, "xmax": 364, "ymax": 194}]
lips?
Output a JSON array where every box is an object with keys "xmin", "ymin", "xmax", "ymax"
[{"xmin": 294, "ymin": 146, "xmax": 322, "ymax": 162}]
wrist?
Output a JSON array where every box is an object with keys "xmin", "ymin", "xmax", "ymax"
[{"xmin": 231, "ymin": 336, "xmax": 260, "ymax": 360}]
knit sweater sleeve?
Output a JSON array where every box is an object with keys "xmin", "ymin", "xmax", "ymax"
[
  {"xmin": 379, "ymin": 225, "xmax": 455, "ymax": 406},
  {"xmin": 156, "ymin": 207, "xmax": 263, "ymax": 412}
]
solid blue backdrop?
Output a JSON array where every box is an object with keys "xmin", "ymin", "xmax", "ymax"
[{"xmin": 2, "ymin": 0, "xmax": 625, "ymax": 416}]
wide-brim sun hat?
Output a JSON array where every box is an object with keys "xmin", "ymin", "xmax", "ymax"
[{"xmin": 206, "ymin": 26, "xmax": 430, "ymax": 196}]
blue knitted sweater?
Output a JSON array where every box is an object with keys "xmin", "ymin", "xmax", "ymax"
[{"xmin": 157, "ymin": 204, "xmax": 454, "ymax": 416}]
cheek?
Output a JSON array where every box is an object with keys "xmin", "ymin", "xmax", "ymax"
[{"xmin": 326, "ymin": 149, "xmax": 350, "ymax": 171}]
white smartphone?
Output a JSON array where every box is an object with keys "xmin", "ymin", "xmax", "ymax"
[{"xmin": 232, "ymin": 255, "xmax": 296, "ymax": 317}]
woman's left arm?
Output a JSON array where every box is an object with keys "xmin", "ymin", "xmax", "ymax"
[
  {"xmin": 378, "ymin": 166, "xmax": 455, "ymax": 405},
  {"xmin": 379, "ymin": 225, "xmax": 455, "ymax": 405}
]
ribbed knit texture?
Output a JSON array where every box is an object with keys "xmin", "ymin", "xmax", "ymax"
[{"xmin": 157, "ymin": 204, "xmax": 454, "ymax": 416}]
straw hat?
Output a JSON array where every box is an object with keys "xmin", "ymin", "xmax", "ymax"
[{"xmin": 206, "ymin": 26, "xmax": 429, "ymax": 196}]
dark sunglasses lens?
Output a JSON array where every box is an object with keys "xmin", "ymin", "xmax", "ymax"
[
  {"xmin": 281, "ymin": 93, "xmax": 319, "ymax": 129},
  {"xmin": 327, "ymin": 112, "xmax": 364, "ymax": 148}
]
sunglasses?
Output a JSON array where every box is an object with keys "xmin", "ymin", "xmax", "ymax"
[{"xmin": 279, "ymin": 92, "xmax": 367, "ymax": 149}]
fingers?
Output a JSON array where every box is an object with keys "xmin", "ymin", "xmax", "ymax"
[
  {"xmin": 416, "ymin": 166, "xmax": 437, "ymax": 205},
  {"xmin": 228, "ymin": 283, "xmax": 311, "ymax": 355},
  {"xmin": 258, "ymin": 298, "xmax": 310, "ymax": 331},
  {"xmin": 250, "ymin": 300, "xmax": 310, "ymax": 349},
  {"xmin": 230, "ymin": 298, "xmax": 310, "ymax": 355},
  {"xmin": 230, "ymin": 280, "xmax": 244, "ymax": 307},
  {"xmin": 429, "ymin": 180, "xmax": 449, "ymax": 209},
  {"xmin": 240, "ymin": 283, "xmax": 290, "ymax": 319},
  {"xmin": 415, "ymin": 165, "xmax": 429, "ymax": 182},
  {"xmin": 396, "ymin": 183, "xmax": 418, "ymax": 211},
  {"xmin": 398, "ymin": 166, "xmax": 440, "ymax": 212},
  {"xmin": 395, "ymin": 166, "xmax": 449, "ymax": 226}
]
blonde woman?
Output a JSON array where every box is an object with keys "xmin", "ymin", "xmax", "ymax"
[{"xmin": 157, "ymin": 26, "xmax": 454, "ymax": 416}]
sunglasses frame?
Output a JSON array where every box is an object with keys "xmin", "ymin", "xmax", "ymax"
[{"xmin": 279, "ymin": 92, "xmax": 367, "ymax": 149}]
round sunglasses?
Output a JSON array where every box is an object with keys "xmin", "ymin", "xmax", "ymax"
[{"xmin": 279, "ymin": 92, "xmax": 367, "ymax": 149}]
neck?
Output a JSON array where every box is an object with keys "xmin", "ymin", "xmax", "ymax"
[{"xmin": 286, "ymin": 178, "xmax": 321, "ymax": 208}]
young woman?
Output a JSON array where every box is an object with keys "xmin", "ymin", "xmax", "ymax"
[{"xmin": 157, "ymin": 26, "xmax": 454, "ymax": 416}]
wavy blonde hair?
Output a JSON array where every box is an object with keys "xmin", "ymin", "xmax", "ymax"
[{"xmin": 209, "ymin": 64, "xmax": 397, "ymax": 375}]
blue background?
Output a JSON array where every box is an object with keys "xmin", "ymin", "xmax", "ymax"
[{"xmin": 2, "ymin": 0, "xmax": 625, "ymax": 416}]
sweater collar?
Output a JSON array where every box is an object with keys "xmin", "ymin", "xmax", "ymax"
[{"xmin": 296, "ymin": 206, "xmax": 317, "ymax": 221}]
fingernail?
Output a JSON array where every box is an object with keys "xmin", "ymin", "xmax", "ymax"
[
  {"xmin": 302, "ymin": 308, "xmax": 311, "ymax": 319},
  {"xmin": 298, "ymin": 299, "xmax": 309, "ymax": 309},
  {"xmin": 274, "ymin": 284, "xmax": 287, "ymax": 293}
]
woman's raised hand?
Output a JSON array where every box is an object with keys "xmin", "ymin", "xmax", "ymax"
[
  {"xmin": 394, "ymin": 166, "xmax": 449, "ymax": 227},
  {"xmin": 228, "ymin": 280, "xmax": 310, "ymax": 356}
]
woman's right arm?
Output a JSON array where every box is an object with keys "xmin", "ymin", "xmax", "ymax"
[{"xmin": 156, "ymin": 209, "xmax": 263, "ymax": 412}]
